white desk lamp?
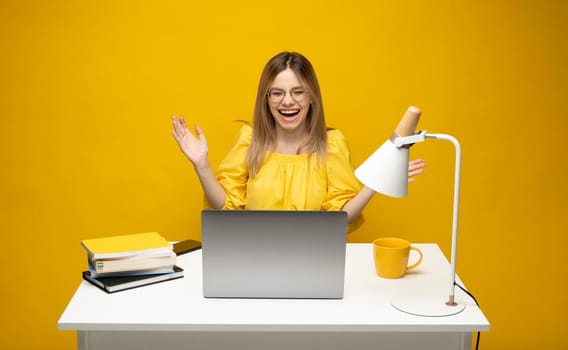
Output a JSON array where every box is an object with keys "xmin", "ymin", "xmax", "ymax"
[{"xmin": 355, "ymin": 106, "xmax": 465, "ymax": 317}]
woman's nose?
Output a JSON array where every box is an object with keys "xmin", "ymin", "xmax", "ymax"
[{"xmin": 281, "ymin": 91, "xmax": 295, "ymax": 105}]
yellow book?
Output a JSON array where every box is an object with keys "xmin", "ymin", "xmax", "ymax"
[{"xmin": 81, "ymin": 232, "xmax": 172, "ymax": 259}]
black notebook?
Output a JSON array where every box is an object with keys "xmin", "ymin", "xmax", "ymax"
[{"xmin": 83, "ymin": 266, "xmax": 184, "ymax": 293}]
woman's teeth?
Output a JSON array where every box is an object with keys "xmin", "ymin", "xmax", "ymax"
[{"xmin": 280, "ymin": 110, "xmax": 300, "ymax": 118}]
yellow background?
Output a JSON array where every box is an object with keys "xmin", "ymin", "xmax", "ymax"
[{"xmin": 1, "ymin": 1, "xmax": 566, "ymax": 349}]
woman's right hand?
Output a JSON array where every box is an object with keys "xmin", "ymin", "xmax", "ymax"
[{"xmin": 172, "ymin": 116, "xmax": 209, "ymax": 169}]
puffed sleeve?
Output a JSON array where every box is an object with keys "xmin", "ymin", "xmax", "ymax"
[
  {"xmin": 323, "ymin": 129, "xmax": 364, "ymax": 232},
  {"xmin": 206, "ymin": 124, "xmax": 252, "ymax": 210}
]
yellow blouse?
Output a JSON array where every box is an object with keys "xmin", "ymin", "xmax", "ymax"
[{"xmin": 212, "ymin": 124, "xmax": 364, "ymax": 231}]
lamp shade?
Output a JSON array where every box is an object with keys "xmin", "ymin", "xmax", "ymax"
[
  {"xmin": 354, "ymin": 106, "xmax": 421, "ymax": 198},
  {"xmin": 354, "ymin": 140, "xmax": 409, "ymax": 198}
]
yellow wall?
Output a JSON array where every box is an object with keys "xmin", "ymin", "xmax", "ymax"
[{"xmin": 1, "ymin": 1, "xmax": 566, "ymax": 349}]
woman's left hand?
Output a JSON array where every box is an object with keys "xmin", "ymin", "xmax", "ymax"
[{"xmin": 408, "ymin": 158, "xmax": 426, "ymax": 183}]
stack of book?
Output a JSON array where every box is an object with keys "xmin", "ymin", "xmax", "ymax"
[{"xmin": 80, "ymin": 232, "xmax": 184, "ymax": 293}]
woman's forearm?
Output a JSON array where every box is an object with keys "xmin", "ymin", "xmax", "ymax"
[
  {"xmin": 194, "ymin": 161, "xmax": 226, "ymax": 209},
  {"xmin": 342, "ymin": 186, "xmax": 376, "ymax": 223}
]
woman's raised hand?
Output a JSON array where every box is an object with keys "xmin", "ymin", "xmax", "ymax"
[{"xmin": 172, "ymin": 116, "xmax": 209, "ymax": 169}]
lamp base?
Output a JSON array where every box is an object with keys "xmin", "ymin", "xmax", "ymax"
[{"xmin": 391, "ymin": 293, "xmax": 466, "ymax": 317}]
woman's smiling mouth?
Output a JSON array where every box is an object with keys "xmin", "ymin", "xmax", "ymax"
[{"xmin": 279, "ymin": 109, "xmax": 301, "ymax": 118}]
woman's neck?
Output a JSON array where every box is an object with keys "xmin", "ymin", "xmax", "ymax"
[{"xmin": 273, "ymin": 127, "xmax": 309, "ymax": 155}]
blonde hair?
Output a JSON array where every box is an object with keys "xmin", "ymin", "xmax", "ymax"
[{"xmin": 247, "ymin": 52, "xmax": 328, "ymax": 177}]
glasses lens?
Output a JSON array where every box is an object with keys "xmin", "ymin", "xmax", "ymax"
[
  {"xmin": 291, "ymin": 89, "xmax": 306, "ymax": 102},
  {"xmin": 268, "ymin": 88, "xmax": 307, "ymax": 103}
]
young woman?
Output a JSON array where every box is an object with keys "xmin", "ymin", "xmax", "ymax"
[{"xmin": 172, "ymin": 51, "xmax": 424, "ymax": 229}]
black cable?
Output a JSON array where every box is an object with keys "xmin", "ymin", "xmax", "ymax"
[{"xmin": 455, "ymin": 282, "xmax": 481, "ymax": 350}]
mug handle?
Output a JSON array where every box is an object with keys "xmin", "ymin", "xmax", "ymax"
[{"xmin": 406, "ymin": 247, "xmax": 423, "ymax": 271}]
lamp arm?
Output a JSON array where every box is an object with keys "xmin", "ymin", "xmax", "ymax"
[
  {"xmin": 425, "ymin": 133, "xmax": 462, "ymax": 306},
  {"xmin": 393, "ymin": 130, "xmax": 462, "ymax": 306}
]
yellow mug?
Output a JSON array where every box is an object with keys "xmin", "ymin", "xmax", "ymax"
[{"xmin": 373, "ymin": 237, "xmax": 423, "ymax": 279}]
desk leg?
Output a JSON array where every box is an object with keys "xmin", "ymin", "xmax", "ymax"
[
  {"xmin": 460, "ymin": 332, "xmax": 473, "ymax": 350},
  {"xmin": 76, "ymin": 331, "xmax": 87, "ymax": 350},
  {"xmin": 74, "ymin": 330, "xmax": 475, "ymax": 350}
]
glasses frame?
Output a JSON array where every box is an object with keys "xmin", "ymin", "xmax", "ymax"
[{"xmin": 266, "ymin": 87, "xmax": 310, "ymax": 104}]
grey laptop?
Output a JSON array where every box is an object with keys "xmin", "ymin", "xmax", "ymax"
[{"xmin": 201, "ymin": 210, "xmax": 348, "ymax": 299}]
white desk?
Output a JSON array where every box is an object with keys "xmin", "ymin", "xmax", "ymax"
[{"xmin": 58, "ymin": 244, "xmax": 489, "ymax": 350}]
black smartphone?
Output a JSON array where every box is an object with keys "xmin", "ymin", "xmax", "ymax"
[{"xmin": 173, "ymin": 239, "xmax": 202, "ymax": 256}]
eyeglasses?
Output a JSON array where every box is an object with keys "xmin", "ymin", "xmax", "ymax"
[{"xmin": 267, "ymin": 87, "xmax": 308, "ymax": 104}]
